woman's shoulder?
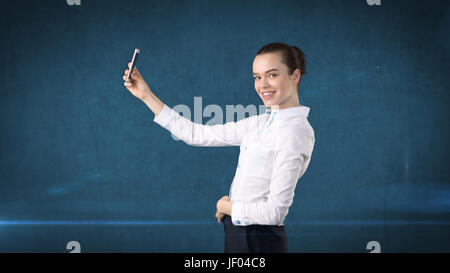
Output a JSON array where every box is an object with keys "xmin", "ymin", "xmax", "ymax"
[
  {"xmin": 279, "ymin": 117, "xmax": 315, "ymax": 139},
  {"xmin": 275, "ymin": 118, "xmax": 315, "ymax": 156}
]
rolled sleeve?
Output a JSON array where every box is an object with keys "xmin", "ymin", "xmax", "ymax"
[{"xmin": 231, "ymin": 201, "xmax": 245, "ymax": 225}]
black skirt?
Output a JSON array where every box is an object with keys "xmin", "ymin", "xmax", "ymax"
[{"xmin": 222, "ymin": 215, "xmax": 288, "ymax": 253}]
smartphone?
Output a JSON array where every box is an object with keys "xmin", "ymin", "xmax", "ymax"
[{"xmin": 126, "ymin": 48, "xmax": 140, "ymax": 82}]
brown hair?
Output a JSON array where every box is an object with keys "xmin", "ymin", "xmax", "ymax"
[{"xmin": 256, "ymin": 42, "xmax": 306, "ymax": 84}]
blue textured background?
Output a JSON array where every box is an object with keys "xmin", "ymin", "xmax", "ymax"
[{"xmin": 0, "ymin": 0, "xmax": 449, "ymax": 252}]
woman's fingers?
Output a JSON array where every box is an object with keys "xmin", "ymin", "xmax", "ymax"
[
  {"xmin": 220, "ymin": 196, "xmax": 230, "ymax": 202},
  {"xmin": 123, "ymin": 63, "xmax": 142, "ymax": 91},
  {"xmin": 215, "ymin": 210, "xmax": 226, "ymax": 223},
  {"xmin": 215, "ymin": 211, "xmax": 220, "ymax": 222},
  {"xmin": 124, "ymin": 68, "xmax": 138, "ymax": 79},
  {"xmin": 123, "ymin": 68, "xmax": 137, "ymax": 81},
  {"xmin": 125, "ymin": 60, "xmax": 140, "ymax": 72}
]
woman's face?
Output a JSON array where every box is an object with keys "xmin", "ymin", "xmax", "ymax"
[{"xmin": 252, "ymin": 52, "xmax": 301, "ymax": 109}]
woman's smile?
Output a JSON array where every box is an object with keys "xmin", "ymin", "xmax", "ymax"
[{"xmin": 261, "ymin": 90, "xmax": 277, "ymax": 100}]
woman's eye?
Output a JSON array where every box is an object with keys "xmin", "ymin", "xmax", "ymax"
[{"xmin": 254, "ymin": 74, "xmax": 276, "ymax": 80}]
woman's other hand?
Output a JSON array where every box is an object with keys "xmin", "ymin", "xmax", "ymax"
[{"xmin": 216, "ymin": 195, "xmax": 231, "ymax": 223}]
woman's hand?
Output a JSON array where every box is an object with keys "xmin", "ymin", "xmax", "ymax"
[
  {"xmin": 123, "ymin": 62, "xmax": 152, "ymax": 101},
  {"xmin": 216, "ymin": 195, "xmax": 232, "ymax": 223}
]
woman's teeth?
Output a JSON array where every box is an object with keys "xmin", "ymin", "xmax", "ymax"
[{"xmin": 262, "ymin": 91, "xmax": 276, "ymax": 99}]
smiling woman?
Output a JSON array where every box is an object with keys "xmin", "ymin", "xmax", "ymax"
[
  {"xmin": 122, "ymin": 42, "xmax": 315, "ymax": 253},
  {"xmin": 252, "ymin": 43, "xmax": 306, "ymax": 109}
]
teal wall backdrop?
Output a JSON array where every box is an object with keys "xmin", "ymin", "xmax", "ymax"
[{"xmin": 0, "ymin": 0, "xmax": 449, "ymax": 252}]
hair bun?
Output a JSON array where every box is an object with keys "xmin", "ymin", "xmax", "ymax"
[{"xmin": 291, "ymin": 46, "xmax": 306, "ymax": 75}]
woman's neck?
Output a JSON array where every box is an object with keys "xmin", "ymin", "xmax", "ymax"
[{"xmin": 278, "ymin": 95, "xmax": 300, "ymax": 110}]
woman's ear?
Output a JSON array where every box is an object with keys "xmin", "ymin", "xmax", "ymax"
[{"xmin": 292, "ymin": 69, "xmax": 301, "ymax": 85}]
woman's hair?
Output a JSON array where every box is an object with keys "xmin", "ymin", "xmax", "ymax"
[{"xmin": 256, "ymin": 42, "xmax": 306, "ymax": 84}]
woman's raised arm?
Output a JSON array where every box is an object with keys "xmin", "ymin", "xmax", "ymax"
[{"xmin": 122, "ymin": 62, "xmax": 255, "ymax": 147}]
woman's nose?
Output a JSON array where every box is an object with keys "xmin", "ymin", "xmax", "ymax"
[
  {"xmin": 259, "ymin": 77, "xmax": 269, "ymax": 88},
  {"xmin": 260, "ymin": 78, "xmax": 270, "ymax": 89}
]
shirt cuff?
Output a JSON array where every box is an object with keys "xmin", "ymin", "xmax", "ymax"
[
  {"xmin": 231, "ymin": 201, "xmax": 244, "ymax": 226},
  {"xmin": 153, "ymin": 104, "xmax": 172, "ymax": 128}
]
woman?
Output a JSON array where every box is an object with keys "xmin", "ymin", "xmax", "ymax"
[{"xmin": 122, "ymin": 42, "xmax": 315, "ymax": 253}]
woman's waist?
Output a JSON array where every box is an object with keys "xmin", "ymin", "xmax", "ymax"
[{"xmin": 223, "ymin": 215, "xmax": 285, "ymax": 228}]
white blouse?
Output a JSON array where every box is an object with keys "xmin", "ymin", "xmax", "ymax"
[{"xmin": 153, "ymin": 104, "xmax": 315, "ymax": 226}]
